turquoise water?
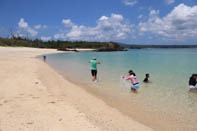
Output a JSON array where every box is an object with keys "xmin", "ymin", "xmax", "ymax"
[{"xmin": 45, "ymin": 49, "xmax": 197, "ymax": 130}]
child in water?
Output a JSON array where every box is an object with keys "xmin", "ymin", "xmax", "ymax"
[
  {"xmin": 189, "ymin": 74, "xmax": 197, "ymax": 89},
  {"xmin": 123, "ymin": 70, "xmax": 139, "ymax": 91},
  {"xmin": 143, "ymin": 73, "xmax": 150, "ymax": 83},
  {"xmin": 43, "ymin": 55, "xmax": 46, "ymax": 61}
]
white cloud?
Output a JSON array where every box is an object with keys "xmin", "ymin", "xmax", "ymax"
[
  {"xmin": 166, "ymin": 0, "xmax": 175, "ymax": 4},
  {"xmin": 150, "ymin": 10, "xmax": 159, "ymax": 16},
  {"xmin": 138, "ymin": 15, "xmax": 143, "ymax": 19},
  {"xmin": 43, "ymin": 25, "xmax": 47, "ymax": 29},
  {"xmin": 99, "ymin": 16, "xmax": 108, "ymax": 21},
  {"xmin": 54, "ymin": 33, "xmax": 67, "ymax": 39},
  {"xmin": 54, "ymin": 14, "xmax": 133, "ymax": 41},
  {"xmin": 122, "ymin": 0, "xmax": 138, "ymax": 6},
  {"xmin": 18, "ymin": 18, "xmax": 38, "ymax": 37},
  {"xmin": 18, "ymin": 18, "xmax": 28, "ymax": 28},
  {"xmin": 34, "ymin": 24, "xmax": 41, "ymax": 29},
  {"xmin": 34, "ymin": 24, "xmax": 48, "ymax": 29},
  {"xmin": 111, "ymin": 14, "xmax": 124, "ymax": 21},
  {"xmin": 62, "ymin": 19, "xmax": 75, "ymax": 27},
  {"xmin": 26, "ymin": 28, "xmax": 38, "ymax": 36},
  {"xmin": 41, "ymin": 36, "xmax": 51, "ymax": 41},
  {"xmin": 139, "ymin": 3, "xmax": 197, "ymax": 41}
]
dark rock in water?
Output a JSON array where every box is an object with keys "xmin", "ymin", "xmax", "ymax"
[
  {"xmin": 96, "ymin": 47, "xmax": 127, "ymax": 52},
  {"xmin": 96, "ymin": 42, "xmax": 127, "ymax": 52},
  {"xmin": 57, "ymin": 48, "xmax": 79, "ymax": 52}
]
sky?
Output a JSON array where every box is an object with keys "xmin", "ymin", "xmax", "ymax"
[{"xmin": 0, "ymin": 0, "xmax": 197, "ymax": 44}]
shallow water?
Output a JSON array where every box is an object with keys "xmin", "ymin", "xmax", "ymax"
[{"xmin": 44, "ymin": 49, "xmax": 197, "ymax": 130}]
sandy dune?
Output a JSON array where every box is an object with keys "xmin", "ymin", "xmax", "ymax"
[{"xmin": 0, "ymin": 47, "xmax": 153, "ymax": 131}]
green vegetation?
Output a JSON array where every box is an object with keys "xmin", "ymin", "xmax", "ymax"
[
  {"xmin": 1, "ymin": 36, "xmax": 196, "ymax": 51},
  {"xmin": 0, "ymin": 37, "xmax": 125, "ymax": 51}
]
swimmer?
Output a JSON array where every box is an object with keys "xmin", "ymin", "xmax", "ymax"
[
  {"xmin": 189, "ymin": 74, "xmax": 197, "ymax": 89},
  {"xmin": 143, "ymin": 73, "xmax": 150, "ymax": 83}
]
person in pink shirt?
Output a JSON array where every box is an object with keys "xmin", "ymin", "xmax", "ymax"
[{"xmin": 123, "ymin": 70, "xmax": 139, "ymax": 91}]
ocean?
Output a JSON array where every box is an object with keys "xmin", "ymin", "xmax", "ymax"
[{"xmin": 44, "ymin": 48, "xmax": 197, "ymax": 130}]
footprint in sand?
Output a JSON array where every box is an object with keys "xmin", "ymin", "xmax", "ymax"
[
  {"xmin": 59, "ymin": 118, "xmax": 63, "ymax": 121},
  {"xmin": 3, "ymin": 99, "xmax": 11, "ymax": 103},
  {"xmin": 14, "ymin": 96, "xmax": 21, "ymax": 99},
  {"xmin": 48, "ymin": 101, "xmax": 56, "ymax": 104},
  {"xmin": 20, "ymin": 93, "xmax": 24, "ymax": 96},
  {"xmin": 29, "ymin": 94, "xmax": 33, "ymax": 96},
  {"xmin": 32, "ymin": 96, "xmax": 40, "ymax": 99},
  {"xmin": 26, "ymin": 122, "xmax": 34, "ymax": 125}
]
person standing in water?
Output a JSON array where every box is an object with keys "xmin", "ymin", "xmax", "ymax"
[
  {"xmin": 123, "ymin": 70, "xmax": 139, "ymax": 91},
  {"xmin": 88, "ymin": 57, "xmax": 100, "ymax": 82},
  {"xmin": 43, "ymin": 55, "xmax": 46, "ymax": 61}
]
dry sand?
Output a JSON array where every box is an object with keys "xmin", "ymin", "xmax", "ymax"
[{"xmin": 0, "ymin": 47, "xmax": 153, "ymax": 131}]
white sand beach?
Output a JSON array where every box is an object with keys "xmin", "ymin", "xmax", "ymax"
[{"xmin": 0, "ymin": 47, "xmax": 153, "ymax": 131}]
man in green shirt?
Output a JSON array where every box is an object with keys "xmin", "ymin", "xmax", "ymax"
[{"xmin": 88, "ymin": 57, "xmax": 100, "ymax": 81}]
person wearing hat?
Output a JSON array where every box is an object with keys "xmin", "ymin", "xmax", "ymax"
[{"xmin": 88, "ymin": 57, "xmax": 100, "ymax": 82}]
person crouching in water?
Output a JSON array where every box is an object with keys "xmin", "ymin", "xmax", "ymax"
[
  {"xmin": 88, "ymin": 57, "xmax": 100, "ymax": 82},
  {"xmin": 123, "ymin": 70, "xmax": 139, "ymax": 91},
  {"xmin": 189, "ymin": 74, "xmax": 197, "ymax": 89}
]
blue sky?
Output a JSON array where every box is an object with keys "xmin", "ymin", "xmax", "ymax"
[{"xmin": 1, "ymin": 0, "xmax": 197, "ymax": 44}]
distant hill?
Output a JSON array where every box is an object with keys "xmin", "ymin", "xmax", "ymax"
[
  {"xmin": 119, "ymin": 43, "xmax": 197, "ymax": 49},
  {"xmin": 1, "ymin": 37, "xmax": 196, "ymax": 51}
]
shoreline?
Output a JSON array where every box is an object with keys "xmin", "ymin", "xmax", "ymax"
[
  {"xmin": 0, "ymin": 47, "xmax": 153, "ymax": 131},
  {"xmin": 44, "ymin": 49, "xmax": 197, "ymax": 131}
]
